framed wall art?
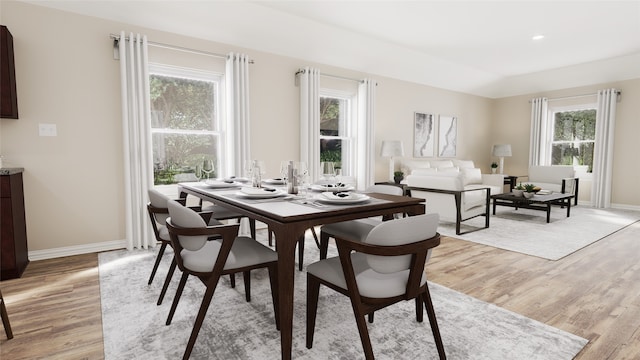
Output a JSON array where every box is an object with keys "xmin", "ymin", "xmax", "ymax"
[
  {"xmin": 438, "ymin": 115, "xmax": 457, "ymax": 157},
  {"xmin": 413, "ymin": 112, "xmax": 435, "ymax": 157}
]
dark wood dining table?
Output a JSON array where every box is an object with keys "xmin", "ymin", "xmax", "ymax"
[{"xmin": 177, "ymin": 182, "xmax": 425, "ymax": 359}]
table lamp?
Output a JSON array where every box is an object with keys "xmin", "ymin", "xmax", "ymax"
[
  {"xmin": 492, "ymin": 144, "xmax": 512, "ymax": 175},
  {"xmin": 381, "ymin": 140, "xmax": 404, "ymax": 182}
]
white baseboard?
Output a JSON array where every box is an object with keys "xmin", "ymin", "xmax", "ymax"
[
  {"xmin": 28, "ymin": 239, "xmax": 127, "ymax": 261},
  {"xmin": 612, "ymin": 203, "xmax": 640, "ymax": 211}
]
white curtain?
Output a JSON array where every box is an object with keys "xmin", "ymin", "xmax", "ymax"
[
  {"xmin": 529, "ymin": 97, "xmax": 548, "ymax": 166},
  {"xmin": 357, "ymin": 78, "xmax": 376, "ymax": 190},
  {"xmin": 299, "ymin": 67, "xmax": 321, "ymax": 182},
  {"xmin": 119, "ymin": 32, "xmax": 153, "ymax": 250},
  {"xmin": 591, "ymin": 89, "xmax": 618, "ymax": 208},
  {"xmin": 225, "ymin": 53, "xmax": 251, "ymax": 177}
]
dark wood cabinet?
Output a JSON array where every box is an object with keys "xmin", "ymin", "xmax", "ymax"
[
  {"xmin": 1, "ymin": 25, "xmax": 18, "ymax": 119},
  {"xmin": 1, "ymin": 170, "xmax": 29, "ymax": 280}
]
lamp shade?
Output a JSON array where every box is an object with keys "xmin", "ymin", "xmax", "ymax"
[
  {"xmin": 381, "ymin": 140, "xmax": 405, "ymax": 157},
  {"xmin": 492, "ymin": 144, "xmax": 512, "ymax": 157}
]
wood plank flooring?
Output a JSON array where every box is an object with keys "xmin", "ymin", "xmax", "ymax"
[{"xmin": 1, "ymin": 221, "xmax": 639, "ymax": 359}]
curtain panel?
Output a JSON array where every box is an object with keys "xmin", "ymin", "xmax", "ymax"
[
  {"xmin": 298, "ymin": 67, "xmax": 321, "ymax": 182},
  {"xmin": 119, "ymin": 32, "xmax": 153, "ymax": 250},
  {"xmin": 357, "ymin": 79, "xmax": 376, "ymax": 190},
  {"xmin": 529, "ymin": 97, "xmax": 548, "ymax": 166},
  {"xmin": 591, "ymin": 89, "xmax": 618, "ymax": 208},
  {"xmin": 225, "ymin": 53, "xmax": 251, "ymax": 178}
]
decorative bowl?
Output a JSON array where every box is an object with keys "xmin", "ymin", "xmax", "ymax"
[
  {"xmin": 523, "ymin": 191, "xmax": 535, "ymax": 199},
  {"xmin": 512, "ymin": 189, "xmax": 524, "ymax": 197}
]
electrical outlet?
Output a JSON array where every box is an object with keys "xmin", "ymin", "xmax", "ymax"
[{"xmin": 39, "ymin": 123, "xmax": 57, "ymax": 137}]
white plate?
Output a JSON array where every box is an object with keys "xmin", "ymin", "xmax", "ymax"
[
  {"xmin": 263, "ymin": 178, "xmax": 286, "ymax": 185},
  {"xmin": 203, "ymin": 180, "xmax": 243, "ymax": 188},
  {"xmin": 236, "ymin": 187, "xmax": 287, "ymax": 199},
  {"xmin": 310, "ymin": 183, "xmax": 354, "ymax": 192},
  {"xmin": 315, "ymin": 192, "xmax": 370, "ymax": 204}
]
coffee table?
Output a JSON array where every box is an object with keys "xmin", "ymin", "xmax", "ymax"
[{"xmin": 491, "ymin": 192, "xmax": 574, "ymax": 223}]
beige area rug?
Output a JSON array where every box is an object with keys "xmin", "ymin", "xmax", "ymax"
[
  {"xmin": 100, "ymin": 238, "xmax": 587, "ymax": 359},
  {"xmin": 437, "ymin": 206, "xmax": 640, "ymax": 260}
]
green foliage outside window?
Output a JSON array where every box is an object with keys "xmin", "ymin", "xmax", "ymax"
[{"xmin": 551, "ymin": 109, "xmax": 596, "ymax": 172}]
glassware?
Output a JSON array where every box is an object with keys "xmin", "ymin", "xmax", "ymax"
[
  {"xmin": 320, "ymin": 161, "xmax": 335, "ymax": 181},
  {"xmin": 280, "ymin": 160, "xmax": 290, "ymax": 184},
  {"xmin": 194, "ymin": 164, "xmax": 203, "ymax": 182},
  {"xmin": 202, "ymin": 159, "xmax": 214, "ymax": 180},
  {"xmin": 252, "ymin": 160, "xmax": 266, "ymax": 187},
  {"xmin": 295, "ymin": 161, "xmax": 310, "ymax": 198}
]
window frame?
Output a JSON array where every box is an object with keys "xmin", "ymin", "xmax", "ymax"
[
  {"xmin": 546, "ymin": 102, "xmax": 597, "ymax": 179},
  {"xmin": 319, "ymin": 88, "xmax": 357, "ymax": 177},
  {"xmin": 148, "ymin": 63, "xmax": 225, "ymax": 184}
]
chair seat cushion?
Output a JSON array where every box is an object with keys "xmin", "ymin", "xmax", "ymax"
[
  {"xmin": 307, "ymin": 253, "xmax": 426, "ymax": 298},
  {"xmin": 321, "ymin": 218, "xmax": 381, "ymax": 242},
  {"xmin": 158, "ymin": 225, "xmax": 170, "ymax": 241},
  {"xmin": 181, "ymin": 236, "xmax": 277, "ymax": 273},
  {"xmin": 201, "ymin": 205, "xmax": 244, "ymax": 220}
]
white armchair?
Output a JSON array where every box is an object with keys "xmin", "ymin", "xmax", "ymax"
[{"xmin": 526, "ymin": 166, "xmax": 579, "ymax": 205}]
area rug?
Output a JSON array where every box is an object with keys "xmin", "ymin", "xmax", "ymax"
[
  {"xmin": 99, "ymin": 241, "xmax": 587, "ymax": 359},
  {"xmin": 437, "ymin": 206, "xmax": 640, "ymax": 260}
]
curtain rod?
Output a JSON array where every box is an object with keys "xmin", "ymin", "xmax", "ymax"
[
  {"xmin": 295, "ymin": 69, "xmax": 362, "ymax": 83},
  {"xmin": 529, "ymin": 90, "xmax": 621, "ymax": 103},
  {"xmin": 109, "ymin": 33, "xmax": 254, "ymax": 63}
]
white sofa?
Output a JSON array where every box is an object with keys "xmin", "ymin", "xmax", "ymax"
[
  {"xmin": 526, "ymin": 165, "xmax": 579, "ymax": 205},
  {"xmin": 402, "ymin": 159, "xmax": 504, "ymax": 234}
]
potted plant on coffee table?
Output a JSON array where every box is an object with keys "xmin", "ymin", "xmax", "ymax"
[
  {"xmin": 523, "ymin": 183, "xmax": 536, "ymax": 198},
  {"xmin": 513, "ymin": 183, "xmax": 525, "ymax": 197}
]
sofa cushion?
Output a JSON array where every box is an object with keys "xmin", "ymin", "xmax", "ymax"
[
  {"xmin": 437, "ymin": 166, "xmax": 459, "ymax": 174},
  {"xmin": 461, "ymin": 168, "xmax": 482, "ymax": 185},
  {"xmin": 430, "ymin": 160, "xmax": 455, "ymax": 169},
  {"xmin": 528, "ymin": 166, "xmax": 575, "ymax": 184},
  {"xmin": 453, "ymin": 160, "xmax": 475, "ymax": 169},
  {"xmin": 411, "ymin": 168, "xmax": 438, "ymax": 175}
]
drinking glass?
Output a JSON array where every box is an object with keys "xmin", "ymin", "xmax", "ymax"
[
  {"xmin": 295, "ymin": 162, "xmax": 310, "ymax": 197},
  {"xmin": 252, "ymin": 160, "xmax": 266, "ymax": 187},
  {"xmin": 202, "ymin": 159, "xmax": 214, "ymax": 180},
  {"xmin": 280, "ymin": 160, "xmax": 290, "ymax": 184},
  {"xmin": 194, "ymin": 164, "xmax": 204, "ymax": 182},
  {"xmin": 320, "ymin": 161, "xmax": 335, "ymax": 181}
]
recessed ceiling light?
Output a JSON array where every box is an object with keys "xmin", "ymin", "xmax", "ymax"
[{"xmin": 532, "ymin": 34, "xmax": 545, "ymax": 40}]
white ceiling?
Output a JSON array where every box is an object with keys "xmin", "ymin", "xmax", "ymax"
[{"xmin": 22, "ymin": 0, "xmax": 640, "ymax": 98}]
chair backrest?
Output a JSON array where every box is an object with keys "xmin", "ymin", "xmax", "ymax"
[
  {"xmin": 167, "ymin": 200, "xmax": 208, "ymax": 251},
  {"xmin": 363, "ymin": 213, "xmax": 439, "ymax": 274},
  {"xmin": 365, "ymin": 184, "xmax": 404, "ymax": 196},
  {"xmin": 148, "ymin": 189, "xmax": 171, "ymax": 225}
]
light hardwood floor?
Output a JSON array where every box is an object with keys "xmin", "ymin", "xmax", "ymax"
[{"xmin": 1, "ymin": 222, "xmax": 639, "ymax": 359}]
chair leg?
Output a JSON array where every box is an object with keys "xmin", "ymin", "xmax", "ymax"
[
  {"xmin": 298, "ymin": 234, "xmax": 305, "ymax": 271},
  {"xmin": 267, "ymin": 263, "xmax": 280, "ymax": 330},
  {"xmin": 319, "ymin": 231, "xmax": 330, "ymax": 260},
  {"xmin": 243, "ymin": 270, "xmax": 251, "ymax": 302},
  {"xmin": 182, "ymin": 275, "xmax": 222, "ymax": 360},
  {"xmin": 352, "ymin": 304, "xmax": 375, "ymax": 359},
  {"xmin": 166, "ymin": 272, "xmax": 189, "ymax": 325},
  {"xmin": 229, "ymin": 273, "xmax": 236, "ymax": 288},
  {"xmin": 249, "ymin": 218, "xmax": 256, "ymax": 239},
  {"xmin": 311, "ymin": 227, "xmax": 320, "ymax": 248},
  {"xmin": 306, "ymin": 275, "xmax": 321, "ymax": 349},
  {"xmin": 148, "ymin": 242, "xmax": 168, "ymax": 285},
  {"xmin": 415, "ymin": 296, "xmax": 424, "ymax": 323},
  {"xmin": 157, "ymin": 256, "xmax": 177, "ymax": 305},
  {"xmin": 367, "ymin": 312, "xmax": 374, "ymax": 323},
  {"xmin": 0, "ymin": 290, "xmax": 13, "ymax": 340},
  {"xmin": 422, "ymin": 288, "xmax": 446, "ymax": 360},
  {"xmin": 268, "ymin": 229, "xmax": 273, "ymax": 247}
]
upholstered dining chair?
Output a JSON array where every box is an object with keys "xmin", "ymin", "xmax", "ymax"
[
  {"xmin": 147, "ymin": 189, "xmax": 252, "ymax": 305},
  {"xmin": 306, "ymin": 214, "xmax": 446, "ymax": 360},
  {"xmin": 165, "ymin": 200, "xmax": 279, "ymax": 360},
  {"xmin": 318, "ymin": 184, "xmax": 404, "ymax": 260}
]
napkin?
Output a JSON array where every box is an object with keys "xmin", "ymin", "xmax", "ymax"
[{"xmin": 241, "ymin": 187, "xmax": 280, "ymax": 195}]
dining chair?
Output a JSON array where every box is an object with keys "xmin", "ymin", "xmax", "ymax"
[
  {"xmin": 318, "ymin": 184, "xmax": 404, "ymax": 260},
  {"xmin": 306, "ymin": 213, "xmax": 445, "ymax": 360},
  {"xmin": 148, "ymin": 189, "xmax": 240, "ymax": 306},
  {"xmin": 165, "ymin": 200, "xmax": 279, "ymax": 360},
  {"xmin": 0, "ymin": 289, "xmax": 13, "ymax": 339}
]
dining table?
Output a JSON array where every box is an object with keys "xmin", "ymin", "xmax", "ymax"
[{"xmin": 177, "ymin": 181, "xmax": 426, "ymax": 359}]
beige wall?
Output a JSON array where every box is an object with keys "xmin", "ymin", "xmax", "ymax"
[
  {"xmin": 1, "ymin": 2, "xmax": 637, "ymax": 256},
  {"xmin": 492, "ymin": 79, "xmax": 640, "ymax": 206}
]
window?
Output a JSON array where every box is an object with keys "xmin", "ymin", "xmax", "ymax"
[
  {"xmin": 319, "ymin": 90, "xmax": 356, "ymax": 176},
  {"xmin": 149, "ymin": 65, "xmax": 222, "ymax": 185},
  {"xmin": 549, "ymin": 107, "xmax": 596, "ymax": 173}
]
